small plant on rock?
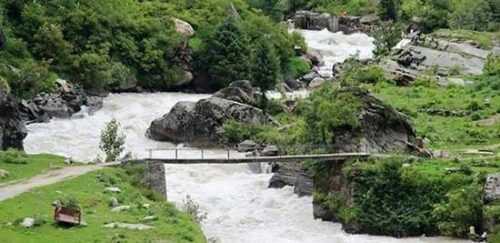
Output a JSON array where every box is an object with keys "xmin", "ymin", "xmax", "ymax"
[
  {"xmin": 99, "ymin": 119, "xmax": 126, "ymax": 162},
  {"xmin": 182, "ymin": 195, "xmax": 207, "ymax": 224}
]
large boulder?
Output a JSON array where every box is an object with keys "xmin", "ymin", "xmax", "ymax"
[
  {"xmin": 147, "ymin": 96, "xmax": 272, "ymax": 146},
  {"xmin": 331, "ymin": 88, "xmax": 416, "ymax": 153},
  {"xmin": 293, "ymin": 11, "xmax": 339, "ymax": 32},
  {"xmin": 270, "ymin": 88, "xmax": 417, "ymax": 198},
  {"xmin": 19, "ymin": 80, "xmax": 103, "ymax": 123},
  {"xmin": 0, "ymin": 89, "xmax": 27, "ymax": 150},
  {"xmin": 213, "ymin": 80, "xmax": 259, "ymax": 106},
  {"xmin": 382, "ymin": 35, "xmax": 495, "ymax": 85},
  {"xmin": 173, "ymin": 18, "xmax": 195, "ymax": 38}
]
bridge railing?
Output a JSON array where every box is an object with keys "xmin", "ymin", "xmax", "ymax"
[
  {"xmin": 144, "ymin": 144, "xmax": 368, "ymax": 160},
  {"xmin": 145, "ymin": 148, "xmax": 244, "ymax": 160}
]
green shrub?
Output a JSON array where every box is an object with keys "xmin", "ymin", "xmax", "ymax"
[
  {"xmin": 345, "ymin": 65, "xmax": 386, "ymax": 84},
  {"xmin": 0, "ymin": 149, "xmax": 28, "ymax": 165},
  {"xmin": 0, "ymin": 76, "xmax": 10, "ymax": 93},
  {"xmin": 99, "ymin": 119, "xmax": 126, "ymax": 162},
  {"xmin": 286, "ymin": 57, "xmax": 311, "ymax": 80},
  {"xmin": 484, "ymin": 54, "xmax": 500, "ymax": 76},
  {"xmin": 302, "ymin": 86, "xmax": 362, "ymax": 145},
  {"xmin": 449, "ymin": 0, "xmax": 493, "ymax": 31},
  {"xmin": 432, "ymin": 184, "xmax": 483, "ymax": 238}
]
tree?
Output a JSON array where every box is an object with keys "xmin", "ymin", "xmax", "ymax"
[
  {"xmin": 206, "ymin": 16, "xmax": 253, "ymax": 88},
  {"xmin": 99, "ymin": 119, "xmax": 126, "ymax": 162},
  {"xmin": 449, "ymin": 0, "xmax": 493, "ymax": 31},
  {"xmin": 378, "ymin": 0, "xmax": 399, "ymax": 20},
  {"xmin": 252, "ymin": 39, "xmax": 280, "ymax": 109}
]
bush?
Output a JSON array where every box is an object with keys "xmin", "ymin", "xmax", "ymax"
[
  {"xmin": 302, "ymin": 86, "xmax": 362, "ymax": 145},
  {"xmin": 286, "ymin": 57, "xmax": 311, "ymax": 80},
  {"xmin": 344, "ymin": 65, "xmax": 386, "ymax": 84},
  {"xmin": 58, "ymin": 196, "xmax": 81, "ymax": 211},
  {"xmin": 432, "ymin": 184, "xmax": 483, "ymax": 238},
  {"xmin": 0, "ymin": 75, "xmax": 10, "ymax": 93},
  {"xmin": 484, "ymin": 54, "xmax": 500, "ymax": 76},
  {"xmin": 182, "ymin": 195, "xmax": 207, "ymax": 224},
  {"xmin": 0, "ymin": 149, "xmax": 28, "ymax": 165},
  {"xmin": 99, "ymin": 119, "xmax": 126, "ymax": 162},
  {"xmin": 448, "ymin": 0, "xmax": 493, "ymax": 31}
]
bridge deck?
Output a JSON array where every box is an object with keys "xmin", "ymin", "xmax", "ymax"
[{"xmin": 141, "ymin": 153, "xmax": 371, "ymax": 164}]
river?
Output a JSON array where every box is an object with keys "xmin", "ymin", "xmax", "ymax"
[{"xmin": 24, "ymin": 30, "xmax": 469, "ymax": 243}]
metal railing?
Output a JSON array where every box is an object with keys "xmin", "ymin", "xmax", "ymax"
[{"xmin": 144, "ymin": 144, "xmax": 371, "ymax": 160}]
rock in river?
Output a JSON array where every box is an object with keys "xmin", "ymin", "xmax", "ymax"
[
  {"xmin": 147, "ymin": 90, "xmax": 272, "ymax": 146},
  {"xmin": 0, "ymin": 89, "xmax": 27, "ymax": 150}
]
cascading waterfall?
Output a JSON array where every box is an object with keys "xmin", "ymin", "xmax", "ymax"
[{"xmin": 24, "ymin": 30, "xmax": 469, "ymax": 243}]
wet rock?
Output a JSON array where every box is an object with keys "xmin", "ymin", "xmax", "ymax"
[
  {"xmin": 19, "ymin": 80, "xmax": 104, "ymax": 123},
  {"xmin": 308, "ymin": 77, "xmax": 326, "ymax": 89},
  {"xmin": 285, "ymin": 79, "xmax": 306, "ymax": 90},
  {"xmin": 214, "ymin": 80, "xmax": 258, "ymax": 106},
  {"xmin": 261, "ymin": 145, "xmax": 279, "ymax": 156},
  {"xmin": 269, "ymin": 162, "xmax": 302, "ymax": 189},
  {"xmin": 304, "ymin": 49, "xmax": 323, "ymax": 66},
  {"xmin": 313, "ymin": 202, "xmax": 335, "ymax": 221},
  {"xmin": 237, "ymin": 140, "xmax": 258, "ymax": 152},
  {"xmin": 300, "ymin": 72, "xmax": 319, "ymax": 83},
  {"xmin": 294, "ymin": 172, "xmax": 314, "ymax": 196},
  {"xmin": 360, "ymin": 15, "xmax": 379, "ymax": 25},
  {"xmin": 0, "ymin": 89, "xmax": 27, "ymax": 150},
  {"xmin": 104, "ymin": 222, "xmax": 153, "ymax": 230},
  {"xmin": 293, "ymin": 11, "xmax": 339, "ymax": 32},
  {"xmin": 147, "ymin": 96, "xmax": 272, "ymax": 146}
]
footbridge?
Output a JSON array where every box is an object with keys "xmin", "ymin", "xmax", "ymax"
[
  {"xmin": 122, "ymin": 147, "xmax": 376, "ymax": 200},
  {"xmin": 137, "ymin": 147, "xmax": 372, "ymax": 164}
]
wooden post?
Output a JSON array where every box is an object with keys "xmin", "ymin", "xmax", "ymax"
[
  {"xmin": 201, "ymin": 149, "xmax": 204, "ymax": 160},
  {"xmin": 227, "ymin": 150, "xmax": 230, "ymax": 160},
  {"xmin": 175, "ymin": 149, "xmax": 178, "ymax": 160}
]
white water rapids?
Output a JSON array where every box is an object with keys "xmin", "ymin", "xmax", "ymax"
[{"xmin": 24, "ymin": 30, "xmax": 468, "ymax": 243}]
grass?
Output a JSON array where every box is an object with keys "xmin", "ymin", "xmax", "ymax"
[
  {"xmin": 0, "ymin": 151, "xmax": 67, "ymax": 184},
  {"xmin": 431, "ymin": 29, "xmax": 500, "ymax": 49},
  {"xmin": 0, "ymin": 167, "xmax": 206, "ymax": 243},
  {"xmin": 367, "ymin": 81, "xmax": 500, "ymax": 150}
]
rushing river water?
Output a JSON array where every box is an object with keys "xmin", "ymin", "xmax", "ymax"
[{"xmin": 24, "ymin": 30, "xmax": 469, "ymax": 243}]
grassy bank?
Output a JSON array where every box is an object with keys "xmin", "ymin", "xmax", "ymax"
[
  {"xmin": 0, "ymin": 150, "xmax": 66, "ymax": 184},
  {"xmin": 0, "ymin": 167, "xmax": 206, "ymax": 243}
]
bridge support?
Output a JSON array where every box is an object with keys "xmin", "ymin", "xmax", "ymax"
[{"xmin": 142, "ymin": 161, "xmax": 168, "ymax": 200}]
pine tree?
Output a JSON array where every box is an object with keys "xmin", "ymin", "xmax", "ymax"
[
  {"xmin": 252, "ymin": 39, "xmax": 280, "ymax": 109},
  {"xmin": 207, "ymin": 16, "xmax": 253, "ymax": 88}
]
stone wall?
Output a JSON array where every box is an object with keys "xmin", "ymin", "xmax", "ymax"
[{"xmin": 122, "ymin": 160, "xmax": 167, "ymax": 200}]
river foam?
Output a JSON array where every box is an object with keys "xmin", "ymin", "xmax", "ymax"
[
  {"xmin": 25, "ymin": 93, "xmax": 468, "ymax": 243},
  {"xmin": 294, "ymin": 29, "xmax": 376, "ymax": 78}
]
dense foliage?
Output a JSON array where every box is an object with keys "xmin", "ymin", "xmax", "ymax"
[
  {"xmin": 0, "ymin": 0, "xmax": 303, "ymax": 97},
  {"xmin": 313, "ymin": 157, "xmax": 485, "ymax": 238}
]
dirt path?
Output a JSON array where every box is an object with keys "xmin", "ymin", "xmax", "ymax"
[{"xmin": 0, "ymin": 163, "xmax": 119, "ymax": 202}]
